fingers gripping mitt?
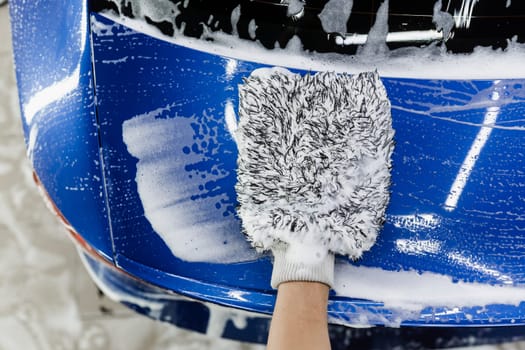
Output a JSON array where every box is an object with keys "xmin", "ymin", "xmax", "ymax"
[{"xmin": 235, "ymin": 68, "xmax": 394, "ymax": 288}]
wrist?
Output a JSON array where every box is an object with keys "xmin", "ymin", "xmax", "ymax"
[{"xmin": 271, "ymin": 243, "xmax": 335, "ymax": 289}]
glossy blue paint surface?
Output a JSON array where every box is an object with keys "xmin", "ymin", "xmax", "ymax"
[
  {"xmin": 9, "ymin": 0, "xmax": 114, "ymax": 261},
  {"xmin": 10, "ymin": 0, "xmax": 525, "ymax": 332}
]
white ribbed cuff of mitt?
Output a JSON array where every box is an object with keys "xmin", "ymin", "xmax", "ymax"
[{"xmin": 270, "ymin": 245, "xmax": 335, "ymax": 289}]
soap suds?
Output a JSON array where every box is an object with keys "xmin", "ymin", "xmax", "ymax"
[
  {"xmin": 319, "ymin": 0, "xmax": 353, "ymax": 34},
  {"xmin": 357, "ymin": 0, "xmax": 389, "ymax": 58},
  {"xmin": 122, "ymin": 0, "xmax": 179, "ymax": 26},
  {"xmin": 247, "ymin": 19, "xmax": 256, "ymax": 40},
  {"xmin": 395, "ymin": 239, "xmax": 442, "ymax": 255},
  {"xmin": 122, "ymin": 105, "xmax": 257, "ymax": 263},
  {"xmin": 230, "ymin": 5, "xmax": 240, "ymax": 36},
  {"xmin": 389, "ymin": 213, "xmax": 441, "ymax": 232},
  {"xmin": 334, "ymin": 264, "xmax": 525, "ymax": 313},
  {"xmin": 432, "ymin": 0, "xmax": 455, "ymax": 40}
]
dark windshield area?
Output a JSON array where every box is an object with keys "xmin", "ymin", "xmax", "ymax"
[{"xmin": 92, "ymin": 0, "xmax": 525, "ymax": 54}]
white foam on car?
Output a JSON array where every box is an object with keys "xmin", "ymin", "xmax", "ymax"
[
  {"xmin": 122, "ymin": 106, "xmax": 257, "ymax": 263},
  {"xmin": 319, "ymin": 0, "xmax": 353, "ymax": 34},
  {"xmin": 357, "ymin": 0, "xmax": 389, "ymax": 57},
  {"xmin": 333, "ymin": 263, "xmax": 525, "ymax": 325}
]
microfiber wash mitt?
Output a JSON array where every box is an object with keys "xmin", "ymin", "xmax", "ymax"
[{"xmin": 235, "ymin": 68, "xmax": 394, "ymax": 288}]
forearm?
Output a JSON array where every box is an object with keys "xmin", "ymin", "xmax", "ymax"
[{"xmin": 267, "ymin": 281, "xmax": 331, "ymax": 350}]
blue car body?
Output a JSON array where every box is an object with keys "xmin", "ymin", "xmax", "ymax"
[{"xmin": 9, "ymin": 0, "xmax": 525, "ymax": 347}]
